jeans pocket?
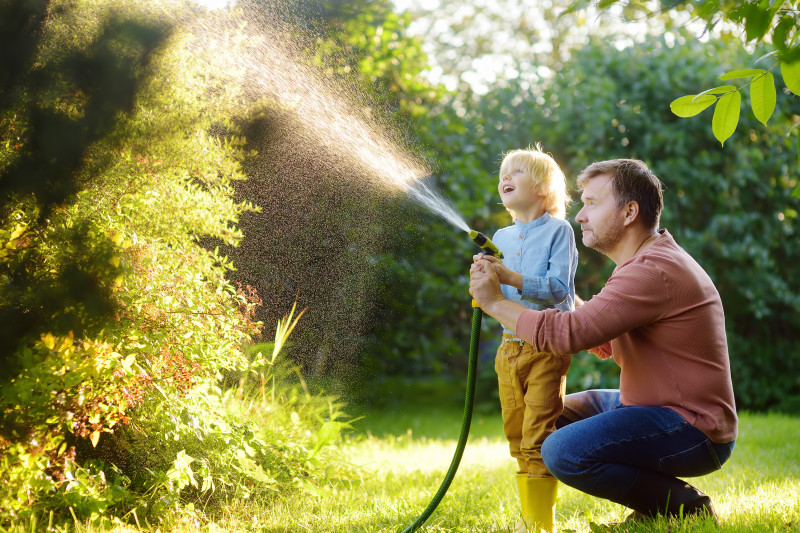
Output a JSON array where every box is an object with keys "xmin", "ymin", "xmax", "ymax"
[
  {"xmin": 658, "ymin": 439, "xmax": 724, "ymax": 478},
  {"xmin": 705, "ymin": 440, "xmax": 722, "ymax": 470}
]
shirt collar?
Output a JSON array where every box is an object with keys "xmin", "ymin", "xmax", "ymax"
[{"xmin": 515, "ymin": 212, "xmax": 551, "ymax": 231}]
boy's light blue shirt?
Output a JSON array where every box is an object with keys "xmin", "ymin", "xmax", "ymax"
[{"xmin": 491, "ymin": 212, "xmax": 578, "ymax": 335}]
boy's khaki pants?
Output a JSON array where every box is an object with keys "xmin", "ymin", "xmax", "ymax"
[{"xmin": 496, "ymin": 333, "xmax": 571, "ymax": 477}]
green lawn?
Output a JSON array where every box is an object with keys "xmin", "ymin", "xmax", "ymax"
[
  {"xmin": 206, "ymin": 387, "xmax": 800, "ymax": 533},
  {"xmin": 35, "ymin": 386, "xmax": 800, "ymax": 533}
]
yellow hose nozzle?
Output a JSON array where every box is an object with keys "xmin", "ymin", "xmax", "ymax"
[{"xmin": 469, "ymin": 229, "xmax": 503, "ymax": 259}]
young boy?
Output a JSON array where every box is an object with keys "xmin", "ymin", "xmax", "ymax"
[{"xmin": 474, "ymin": 146, "xmax": 577, "ymax": 533}]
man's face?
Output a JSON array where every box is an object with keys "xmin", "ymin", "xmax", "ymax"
[{"xmin": 575, "ymin": 174, "xmax": 625, "ymax": 254}]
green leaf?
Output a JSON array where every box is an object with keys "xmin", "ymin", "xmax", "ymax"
[
  {"xmin": 597, "ymin": 0, "xmax": 618, "ymax": 8},
  {"xmin": 712, "ymin": 91, "xmax": 741, "ymax": 146},
  {"xmin": 744, "ymin": 4, "xmax": 772, "ymax": 41},
  {"xmin": 121, "ymin": 354, "xmax": 136, "ymax": 372},
  {"xmin": 781, "ymin": 60, "xmax": 800, "ymax": 96},
  {"xmin": 308, "ymin": 421, "xmax": 344, "ymax": 460},
  {"xmin": 750, "ymin": 72, "xmax": 776, "ymax": 125},
  {"xmin": 720, "ymin": 69, "xmax": 765, "ymax": 80},
  {"xmin": 755, "ymin": 50, "xmax": 780, "ymax": 65},
  {"xmin": 696, "ymin": 85, "xmax": 737, "ymax": 98},
  {"xmin": 773, "ymin": 16, "xmax": 795, "ymax": 51},
  {"xmin": 670, "ymin": 94, "xmax": 717, "ymax": 117},
  {"xmin": 559, "ymin": 0, "xmax": 591, "ymax": 17}
]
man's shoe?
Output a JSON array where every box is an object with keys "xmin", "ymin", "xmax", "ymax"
[
  {"xmin": 589, "ymin": 501, "xmax": 718, "ymax": 532},
  {"xmin": 610, "ymin": 470, "xmax": 720, "ymax": 525}
]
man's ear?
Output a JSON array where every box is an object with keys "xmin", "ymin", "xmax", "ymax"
[{"xmin": 622, "ymin": 201, "xmax": 640, "ymax": 227}]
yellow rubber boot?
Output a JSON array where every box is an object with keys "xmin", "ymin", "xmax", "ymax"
[{"xmin": 514, "ymin": 474, "xmax": 558, "ymax": 533}]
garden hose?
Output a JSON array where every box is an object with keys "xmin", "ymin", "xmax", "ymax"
[{"xmin": 400, "ymin": 230, "xmax": 500, "ymax": 533}]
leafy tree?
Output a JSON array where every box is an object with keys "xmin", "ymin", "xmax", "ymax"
[
  {"xmin": 367, "ymin": 0, "xmax": 799, "ymax": 411},
  {"xmin": 1, "ymin": 0, "xmax": 347, "ymax": 527},
  {"xmin": 422, "ymin": 29, "xmax": 799, "ymax": 411},
  {"xmin": 564, "ymin": 0, "xmax": 800, "ymax": 158},
  {"xmin": 0, "ymin": 0, "xmax": 170, "ymax": 371}
]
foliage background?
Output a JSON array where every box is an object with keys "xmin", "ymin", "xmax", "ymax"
[
  {"xmin": 1, "ymin": 0, "xmax": 798, "ymax": 529},
  {"xmin": 228, "ymin": 0, "xmax": 800, "ymax": 413}
]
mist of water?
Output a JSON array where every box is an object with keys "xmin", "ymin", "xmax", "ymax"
[
  {"xmin": 174, "ymin": 7, "xmax": 482, "ymax": 380},
  {"xmin": 184, "ymin": 9, "xmax": 470, "ymax": 233}
]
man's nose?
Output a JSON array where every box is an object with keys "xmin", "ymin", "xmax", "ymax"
[{"xmin": 575, "ymin": 208, "xmax": 586, "ymax": 223}]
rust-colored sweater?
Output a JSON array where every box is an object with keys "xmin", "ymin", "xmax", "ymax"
[{"xmin": 516, "ymin": 229, "xmax": 738, "ymax": 443}]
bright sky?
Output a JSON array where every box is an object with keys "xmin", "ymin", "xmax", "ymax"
[
  {"xmin": 191, "ymin": 0, "xmax": 697, "ymax": 95},
  {"xmin": 193, "ymin": 0, "xmax": 231, "ymax": 8}
]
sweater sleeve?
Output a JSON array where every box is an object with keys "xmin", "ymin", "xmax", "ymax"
[
  {"xmin": 515, "ymin": 259, "xmax": 669, "ymax": 355},
  {"xmin": 519, "ymin": 224, "xmax": 575, "ymax": 306}
]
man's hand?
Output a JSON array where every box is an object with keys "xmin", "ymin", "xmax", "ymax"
[
  {"xmin": 588, "ymin": 341, "xmax": 613, "ymax": 360},
  {"xmin": 470, "ymin": 257, "xmax": 530, "ymax": 333},
  {"xmin": 469, "ymin": 257, "xmax": 506, "ymax": 310},
  {"xmin": 472, "ymin": 253, "xmax": 522, "ymax": 290}
]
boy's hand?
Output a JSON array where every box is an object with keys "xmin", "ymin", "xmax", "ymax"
[
  {"xmin": 469, "ymin": 258, "xmax": 505, "ymax": 309},
  {"xmin": 473, "ymin": 253, "xmax": 522, "ymax": 290}
]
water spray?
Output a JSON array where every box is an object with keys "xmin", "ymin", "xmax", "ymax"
[
  {"xmin": 400, "ymin": 230, "xmax": 502, "ymax": 533},
  {"xmin": 183, "ymin": 11, "xmax": 500, "ymax": 528}
]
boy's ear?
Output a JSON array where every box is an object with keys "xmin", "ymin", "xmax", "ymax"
[{"xmin": 622, "ymin": 201, "xmax": 640, "ymax": 226}]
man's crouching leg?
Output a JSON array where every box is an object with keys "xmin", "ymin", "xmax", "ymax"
[{"xmin": 613, "ymin": 469, "xmax": 718, "ymax": 524}]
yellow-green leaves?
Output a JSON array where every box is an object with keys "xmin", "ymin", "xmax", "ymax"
[
  {"xmin": 712, "ymin": 92, "xmax": 741, "ymax": 146},
  {"xmin": 271, "ymin": 297, "xmax": 307, "ymax": 364},
  {"xmin": 782, "ymin": 60, "xmax": 800, "ymax": 95},
  {"xmin": 670, "ymin": 85, "xmax": 742, "ymax": 145},
  {"xmin": 1, "ymin": 221, "xmax": 28, "ymax": 259},
  {"xmin": 720, "ymin": 69, "xmax": 765, "ymax": 80},
  {"xmin": 308, "ymin": 421, "xmax": 345, "ymax": 460},
  {"xmin": 697, "ymin": 85, "xmax": 738, "ymax": 97},
  {"xmin": 670, "ymin": 94, "xmax": 717, "ymax": 117},
  {"xmin": 168, "ymin": 450, "xmax": 198, "ymax": 490},
  {"xmin": 750, "ymin": 72, "xmax": 776, "ymax": 125},
  {"xmin": 670, "ymin": 61, "xmax": 800, "ymax": 145}
]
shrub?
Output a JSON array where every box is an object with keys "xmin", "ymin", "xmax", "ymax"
[{"xmin": 0, "ymin": 0, "xmax": 350, "ymax": 528}]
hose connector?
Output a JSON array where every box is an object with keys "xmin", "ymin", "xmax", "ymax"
[{"xmin": 469, "ymin": 229, "xmax": 503, "ymax": 259}]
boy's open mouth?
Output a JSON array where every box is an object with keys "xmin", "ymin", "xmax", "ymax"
[{"xmin": 502, "ymin": 185, "xmax": 515, "ymax": 193}]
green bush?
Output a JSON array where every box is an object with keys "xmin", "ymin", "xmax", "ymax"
[{"xmin": 0, "ymin": 0, "xmax": 351, "ymax": 528}]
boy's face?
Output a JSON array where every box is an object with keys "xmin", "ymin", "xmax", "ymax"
[{"xmin": 498, "ymin": 166, "xmax": 541, "ymax": 211}]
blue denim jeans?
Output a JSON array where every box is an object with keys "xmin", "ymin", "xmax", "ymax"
[{"xmin": 541, "ymin": 390, "xmax": 735, "ymax": 501}]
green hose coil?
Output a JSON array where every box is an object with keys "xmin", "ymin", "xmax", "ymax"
[{"xmin": 400, "ymin": 305, "xmax": 482, "ymax": 532}]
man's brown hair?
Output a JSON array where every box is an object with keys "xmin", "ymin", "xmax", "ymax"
[{"xmin": 577, "ymin": 159, "xmax": 664, "ymax": 230}]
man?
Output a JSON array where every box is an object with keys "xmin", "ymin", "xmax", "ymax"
[{"xmin": 470, "ymin": 159, "xmax": 737, "ymax": 524}]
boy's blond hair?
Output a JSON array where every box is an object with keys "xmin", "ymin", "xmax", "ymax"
[{"xmin": 500, "ymin": 145, "xmax": 570, "ymax": 220}]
